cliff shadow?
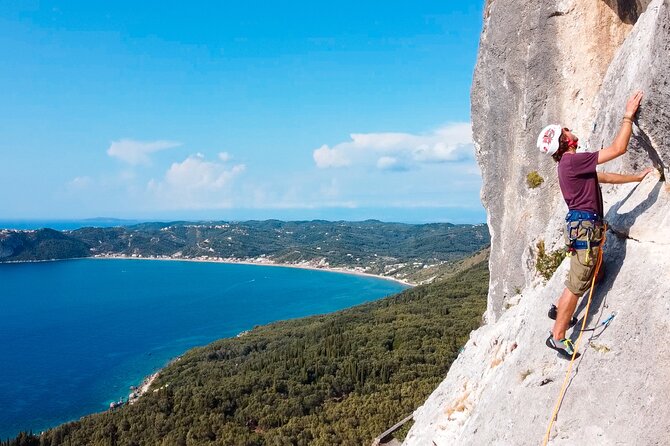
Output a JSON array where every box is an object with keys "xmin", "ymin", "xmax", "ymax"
[
  {"xmin": 602, "ymin": 0, "xmax": 648, "ymax": 25},
  {"xmin": 570, "ymin": 180, "xmax": 661, "ymax": 341}
]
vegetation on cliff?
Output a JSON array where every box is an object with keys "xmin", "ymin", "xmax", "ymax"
[{"xmin": 534, "ymin": 239, "xmax": 567, "ymax": 281}]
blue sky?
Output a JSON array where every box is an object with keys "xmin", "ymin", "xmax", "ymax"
[{"xmin": 0, "ymin": 1, "xmax": 485, "ymax": 223}]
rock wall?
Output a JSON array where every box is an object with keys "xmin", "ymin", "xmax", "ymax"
[
  {"xmin": 404, "ymin": 0, "xmax": 670, "ymax": 444},
  {"xmin": 473, "ymin": 0, "xmax": 649, "ymax": 321}
]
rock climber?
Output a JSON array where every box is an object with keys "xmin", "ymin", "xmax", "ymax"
[{"xmin": 537, "ymin": 90, "xmax": 653, "ymax": 359}]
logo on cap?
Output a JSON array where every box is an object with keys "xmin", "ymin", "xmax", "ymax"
[{"xmin": 537, "ymin": 124, "xmax": 561, "ymax": 156}]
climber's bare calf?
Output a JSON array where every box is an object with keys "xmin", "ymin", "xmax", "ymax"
[{"xmin": 552, "ymin": 288, "xmax": 579, "ymax": 340}]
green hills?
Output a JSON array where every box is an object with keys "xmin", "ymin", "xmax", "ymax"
[{"xmin": 0, "ymin": 220, "xmax": 489, "ymax": 283}]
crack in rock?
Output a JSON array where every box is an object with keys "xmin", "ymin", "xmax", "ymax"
[{"xmin": 608, "ymin": 226, "xmax": 667, "ymax": 245}]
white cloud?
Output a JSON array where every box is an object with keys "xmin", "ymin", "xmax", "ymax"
[
  {"xmin": 313, "ymin": 144, "xmax": 351, "ymax": 168},
  {"xmin": 313, "ymin": 122, "xmax": 474, "ymax": 169},
  {"xmin": 107, "ymin": 139, "xmax": 181, "ymax": 165},
  {"xmin": 163, "ymin": 153, "xmax": 245, "ymax": 190},
  {"xmin": 148, "ymin": 153, "xmax": 245, "ymax": 209}
]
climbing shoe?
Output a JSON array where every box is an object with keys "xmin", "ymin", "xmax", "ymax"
[
  {"xmin": 546, "ymin": 335, "xmax": 580, "ymax": 360},
  {"xmin": 548, "ymin": 304, "xmax": 578, "ymax": 328}
]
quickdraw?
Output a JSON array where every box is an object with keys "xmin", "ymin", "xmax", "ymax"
[{"xmin": 578, "ymin": 312, "xmax": 617, "ymax": 333}]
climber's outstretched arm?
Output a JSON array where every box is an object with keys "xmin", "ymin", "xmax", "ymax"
[{"xmin": 597, "ymin": 167, "xmax": 653, "ymax": 184}]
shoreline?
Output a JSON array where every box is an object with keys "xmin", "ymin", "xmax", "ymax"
[
  {"xmin": 98, "ymin": 256, "xmax": 410, "ymax": 412},
  {"xmin": 91, "ymin": 254, "xmax": 415, "ymax": 287},
  {"xmin": 128, "ymin": 371, "xmax": 160, "ymax": 404},
  {"xmin": 1, "ymin": 254, "xmax": 414, "ymax": 287},
  {"xmin": 109, "ymin": 356, "xmax": 178, "ymax": 412},
  {"xmin": 126, "ymin": 367, "xmax": 168, "ymax": 406},
  {"xmin": 99, "ymin": 254, "xmax": 412, "ymax": 410}
]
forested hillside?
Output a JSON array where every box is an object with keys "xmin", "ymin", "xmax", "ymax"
[
  {"xmin": 0, "ymin": 229, "xmax": 89, "ymax": 261},
  {"xmin": 1, "ymin": 220, "xmax": 489, "ymax": 282},
  {"xmin": 4, "ymin": 259, "xmax": 489, "ymax": 446}
]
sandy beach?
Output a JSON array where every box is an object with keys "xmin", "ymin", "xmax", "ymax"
[{"xmin": 90, "ymin": 253, "xmax": 415, "ymax": 287}]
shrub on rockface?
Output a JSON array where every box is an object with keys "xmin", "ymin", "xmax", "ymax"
[
  {"xmin": 526, "ymin": 171, "xmax": 544, "ymax": 189},
  {"xmin": 535, "ymin": 240, "xmax": 566, "ymax": 281}
]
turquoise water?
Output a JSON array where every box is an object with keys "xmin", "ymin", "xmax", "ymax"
[{"xmin": 0, "ymin": 259, "xmax": 406, "ymax": 439}]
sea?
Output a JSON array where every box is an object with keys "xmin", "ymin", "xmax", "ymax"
[
  {"xmin": 0, "ymin": 219, "xmax": 139, "ymax": 231},
  {"xmin": 0, "ymin": 258, "xmax": 407, "ymax": 439}
]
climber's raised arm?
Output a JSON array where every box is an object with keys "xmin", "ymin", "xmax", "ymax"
[{"xmin": 597, "ymin": 90, "xmax": 644, "ymax": 165}]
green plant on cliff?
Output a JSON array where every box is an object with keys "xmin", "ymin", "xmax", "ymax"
[
  {"xmin": 535, "ymin": 240, "xmax": 566, "ymax": 281},
  {"xmin": 526, "ymin": 171, "xmax": 544, "ymax": 189}
]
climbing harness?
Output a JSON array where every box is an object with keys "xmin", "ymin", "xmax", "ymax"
[
  {"xmin": 541, "ymin": 224, "xmax": 607, "ymax": 446},
  {"xmin": 565, "ymin": 210, "xmax": 603, "ymax": 265}
]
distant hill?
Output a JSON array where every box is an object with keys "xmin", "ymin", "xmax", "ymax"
[
  {"xmin": 0, "ymin": 228, "xmax": 90, "ymax": 261},
  {"xmin": 3, "ymin": 257, "xmax": 489, "ymax": 446},
  {"xmin": 0, "ymin": 220, "xmax": 490, "ymax": 283}
]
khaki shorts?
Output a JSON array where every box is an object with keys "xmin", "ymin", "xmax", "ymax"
[
  {"xmin": 564, "ymin": 219, "xmax": 604, "ymax": 296},
  {"xmin": 565, "ymin": 247, "xmax": 602, "ymax": 296}
]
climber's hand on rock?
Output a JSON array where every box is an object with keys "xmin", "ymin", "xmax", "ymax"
[
  {"xmin": 637, "ymin": 167, "xmax": 654, "ymax": 181},
  {"xmin": 625, "ymin": 90, "xmax": 644, "ymax": 118}
]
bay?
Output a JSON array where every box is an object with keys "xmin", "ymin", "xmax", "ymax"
[{"xmin": 0, "ymin": 259, "xmax": 406, "ymax": 439}]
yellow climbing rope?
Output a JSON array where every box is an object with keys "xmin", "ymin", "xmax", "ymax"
[{"xmin": 541, "ymin": 225, "xmax": 607, "ymax": 446}]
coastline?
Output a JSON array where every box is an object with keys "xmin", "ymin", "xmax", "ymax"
[
  {"xmin": 126, "ymin": 366, "xmax": 170, "ymax": 406},
  {"xmin": 1, "ymin": 254, "xmax": 414, "ymax": 287},
  {"xmin": 0, "ymin": 257, "xmax": 88, "ymax": 264},
  {"xmin": 98, "ymin": 255, "xmax": 411, "ymax": 410},
  {"xmin": 128, "ymin": 371, "xmax": 160, "ymax": 404},
  {"xmin": 88, "ymin": 253, "xmax": 415, "ymax": 287},
  {"xmin": 109, "ymin": 357, "xmax": 176, "ymax": 411}
]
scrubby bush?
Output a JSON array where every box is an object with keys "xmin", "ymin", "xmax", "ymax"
[
  {"xmin": 526, "ymin": 171, "xmax": 544, "ymax": 189},
  {"xmin": 535, "ymin": 240, "xmax": 566, "ymax": 281}
]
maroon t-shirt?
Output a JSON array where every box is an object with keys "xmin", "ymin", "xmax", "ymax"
[{"xmin": 557, "ymin": 152, "xmax": 603, "ymax": 216}]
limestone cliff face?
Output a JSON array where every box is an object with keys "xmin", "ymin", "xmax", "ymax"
[
  {"xmin": 404, "ymin": 1, "xmax": 669, "ymax": 444},
  {"xmin": 473, "ymin": 0, "xmax": 649, "ymax": 321}
]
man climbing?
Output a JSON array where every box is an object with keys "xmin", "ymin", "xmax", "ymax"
[{"xmin": 537, "ymin": 90, "xmax": 653, "ymax": 359}]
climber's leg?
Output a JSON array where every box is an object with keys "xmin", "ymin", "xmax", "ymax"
[{"xmin": 552, "ymin": 287, "xmax": 579, "ymax": 340}]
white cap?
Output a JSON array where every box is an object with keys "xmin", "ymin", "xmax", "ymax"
[{"xmin": 537, "ymin": 124, "xmax": 562, "ymax": 156}]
